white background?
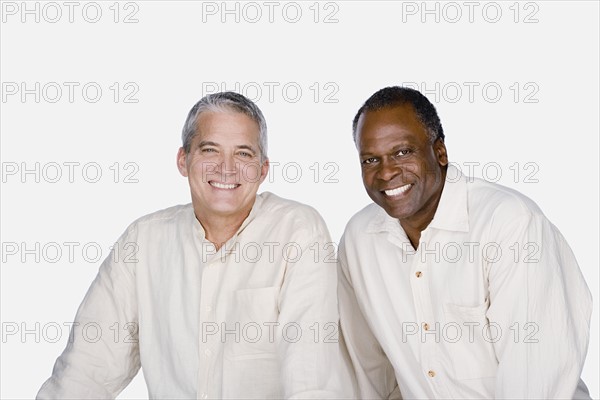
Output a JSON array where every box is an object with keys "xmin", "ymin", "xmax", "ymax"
[{"xmin": 1, "ymin": 1, "xmax": 598, "ymax": 398}]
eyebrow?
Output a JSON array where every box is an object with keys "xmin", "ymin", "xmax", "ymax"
[
  {"xmin": 198, "ymin": 141, "xmax": 220, "ymax": 148},
  {"xmin": 197, "ymin": 141, "xmax": 257, "ymax": 154},
  {"xmin": 359, "ymin": 141, "xmax": 415, "ymax": 156}
]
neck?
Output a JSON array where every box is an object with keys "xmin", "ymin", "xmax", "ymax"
[{"xmin": 194, "ymin": 208, "xmax": 252, "ymax": 250}]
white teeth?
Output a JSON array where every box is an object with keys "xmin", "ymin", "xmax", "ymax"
[
  {"xmin": 384, "ymin": 184, "xmax": 411, "ymax": 196},
  {"xmin": 210, "ymin": 181, "xmax": 237, "ymax": 190}
]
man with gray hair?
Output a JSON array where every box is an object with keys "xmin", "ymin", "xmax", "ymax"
[{"xmin": 38, "ymin": 92, "xmax": 355, "ymax": 399}]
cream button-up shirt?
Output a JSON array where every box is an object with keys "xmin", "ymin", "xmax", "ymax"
[
  {"xmin": 38, "ymin": 192, "xmax": 355, "ymax": 399},
  {"xmin": 338, "ymin": 165, "xmax": 592, "ymax": 399}
]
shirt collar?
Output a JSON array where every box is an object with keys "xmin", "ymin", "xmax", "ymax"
[
  {"xmin": 365, "ymin": 163, "xmax": 469, "ymax": 235},
  {"xmin": 428, "ymin": 164, "xmax": 469, "ymax": 232}
]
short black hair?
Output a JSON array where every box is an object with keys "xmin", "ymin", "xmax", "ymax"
[{"xmin": 352, "ymin": 86, "xmax": 445, "ymax": 143}]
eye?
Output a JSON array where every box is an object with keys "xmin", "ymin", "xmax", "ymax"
[
  {"xmin": 201, "ymin": 147, "xmax": 217, "ymax": 153},
  {"xmin": 361, "ymin": 157, "xmax": 378, "ymax": 165},
  {"xmin": 395, "ymin": 149, "xmax": 412, "ymax": 157},
  {"xmin": 237, "ymin": 151, "xmax": 253, "ymax": 158}
]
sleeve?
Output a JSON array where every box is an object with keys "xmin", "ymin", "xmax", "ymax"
[
  {"xmin": 337, "ymin": 235, "xmax": 401, "ymax": 400},
  {"xmin": 275, "ymin": 218, "xmax": 357, "ymax": 399},
  {"xmin": 36, "ymin": 226, "xmax": 141, "ymax": 399},
  {"xmin": 485, "ymin": 213, "xmax": 592, "ymax": 399}
]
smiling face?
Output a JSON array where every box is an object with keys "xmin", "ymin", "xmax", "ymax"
[
  {"xmin": 177, "ymin": 110, "xmax": 269, "ymax": 222},
  {"xmin": 356, "ymin": 104, "xmax": 448, "ymax": 226}
]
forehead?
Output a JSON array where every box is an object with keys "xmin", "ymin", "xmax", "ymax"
[
  {"xmin": 193, "ymin": 110, "xmax": 260, "ymax": 144},
  {"xmin": 356, "ymin": 104, "xmax": 429, "ymax": 150}
]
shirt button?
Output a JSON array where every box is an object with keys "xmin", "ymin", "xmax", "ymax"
[
  {"xmin": 206, "ymin": 305, "xmax": 212, "ymax": 312},
  {"xmin": 428, "ymin": 370, "xmax": 436, "ymax": 378},
  {"xmin": 423, "ymin": 323, "xmax": 430, "ymax": 331},
  {"xmin": 205, "ymin": 349, "xmax": 212, "ymax": 357},
  {"xmin": 415, "ymin": 271, "xmax": 422, "ymax": 278},
  {"xmin": 201, "ymin": 393, "xmax": 208, "ymax": 399}
]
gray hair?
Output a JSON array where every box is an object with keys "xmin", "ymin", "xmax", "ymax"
[{"xmin": 181, "ymin": 91, "xmax": 268, "ymax": 161}]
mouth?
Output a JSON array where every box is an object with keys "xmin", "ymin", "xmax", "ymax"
[
  {"xmin": 209, "ymin": 181, "xmax": 240, "ymax": 190},
  {"xmin": 382, "ymin": 183, "xmax": 413, "ymax": 197}
]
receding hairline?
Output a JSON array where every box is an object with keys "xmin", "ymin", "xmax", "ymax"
[
  {"xmin": 354, "ymin": 102, "xmax": 420, "ymax": 134},
  {"xmin": 193, "ymin": 106, "xmax": 262, "ymax": 127},
  {"xmin": 187, "ymin": 108, "xmax": 263, "ymax": 148},
  {"xmin": 354, "ymin": 101, "xmax": 439, "ymax": 144}
]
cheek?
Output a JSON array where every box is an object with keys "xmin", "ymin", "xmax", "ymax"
[
  {"xmin": 240, "ymin": 162, "xmax": 263, "ymax": 183},
  {"xmin": 195, "ymin": 160, "xmax": 219, "ymax": 177},
  {"xmin": 361, "ymin": 172, "xmax": 376, "ymax": 189},
  {"xmin": 360, "ymin": 169, "xmax": 369, "ymax": 182},
  {"xmin": 400, "ymin": 161, "xmax": 422, "ymax": 176}
]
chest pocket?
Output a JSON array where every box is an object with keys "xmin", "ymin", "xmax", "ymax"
[
  {"xmin": 226, "ymin": 286, "xmax": 280, "ymax": 359},
  {"xmin": 221, "ymin": 286, "xmax": 282, "ymax": 398},
  {"xmin": 442, "ymin": 300, "xmax": 499, "ymax": 380}
]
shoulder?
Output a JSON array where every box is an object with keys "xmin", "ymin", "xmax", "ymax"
[
  {"xmin": 256, "ymin": 192, "xmax": 330, "ymax": 237},
  {"xmin": 258, "ymin": 191, "xmax": 325, "ymax": 223},
  {"xmin": 125, "ymin": 204, "xmax": 193, "ymax": 234},
  {"xmin": 346, "ymin": 203, "xmax": 381, "ymax": 229},
  {"xmin": 342, "ymin": 203, "xmax": 381, "ymax": 241},
  {"xmin": 467, "ymin": 177, "xmax": 544, "ymax": 222}
]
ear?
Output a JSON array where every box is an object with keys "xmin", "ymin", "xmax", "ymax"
[
  {"xmin": 258, "ymin": 158, "xmax": 270, "ymax": 185},
  {"xmin": 434, "ymin": 139, "xmax": 448, "ymax": 167},
  {"xmin": 176, "ymin": 147, "xmax": 188, "ymax": 177}
]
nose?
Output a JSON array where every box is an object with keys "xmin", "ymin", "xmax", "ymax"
[
  {"xmin": 221, "ymin": 152, "xmax": 238, "ymax": 175},
  {"xmin": 376, "ymin": 157, "xmax": 401, "ymax": 181}
]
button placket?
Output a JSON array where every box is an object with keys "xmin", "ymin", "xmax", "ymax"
[
  {"xmin": 413, "ymin": 234, "xmax": 445, "ymax": 395},
  {"xmin": 197, "ymin": 257, "xmax": 220, "ymax": 398}
]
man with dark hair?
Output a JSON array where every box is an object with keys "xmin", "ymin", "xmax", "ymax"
[
  {"xmin": 351, "ymin": 86, "xmax": 445, "ymax": 144},
  {"xmin": 338, "ymin": 86, "xmax": 592, "ymax": 398},
  {"xmin": 38, "ymin": 92, "xmax": 355, "ymax": 399}
]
